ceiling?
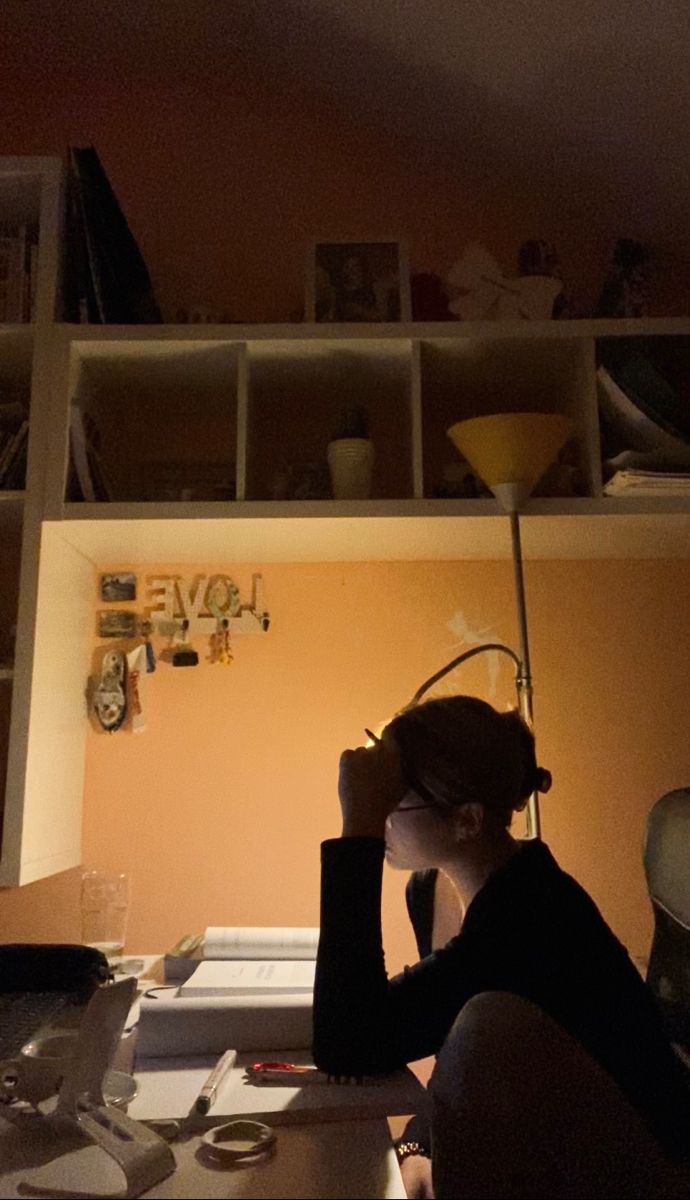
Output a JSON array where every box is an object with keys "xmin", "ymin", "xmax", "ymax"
[{"xmin": 3, "ymin": 0, "xmax": 690, "ymax": 244}]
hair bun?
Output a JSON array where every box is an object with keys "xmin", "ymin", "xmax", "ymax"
[{"xmin": 535, "ymin": 766, "xmax": 552, "ymax": 794}]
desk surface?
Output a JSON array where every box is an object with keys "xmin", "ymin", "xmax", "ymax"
[
  {"xmin": 0, "ymin": 1111, "xmax": 406, "ymax": 1198},
  {"xmin": 129, "ymin": 1049, "xmax": 425, "ymax": 1126},
  {"xmin": 1, "ymin": 959, "xmax": 410, "ymax": 1199}
]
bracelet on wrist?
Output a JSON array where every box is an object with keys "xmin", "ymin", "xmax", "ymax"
[{"xmin": 395, "ymin": 1140, "xmax": 431, "ymax": 1164}]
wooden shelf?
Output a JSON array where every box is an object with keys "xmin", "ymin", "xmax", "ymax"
[
  {"xmin": 62, "ymin": 317, "xmax": 690, "ymax": 343},
  {"xmin": 55, "ymin": 496, "xmax": 690, "ymax": 563}
]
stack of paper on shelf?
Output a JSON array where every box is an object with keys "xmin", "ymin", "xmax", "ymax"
[
  {"xmin": 603, "ymin": 470, "xmax": 690, "ymax": 496},
  {"xmin": 597, "ymin": 365, "xmax": 690, "ymax": 496}
]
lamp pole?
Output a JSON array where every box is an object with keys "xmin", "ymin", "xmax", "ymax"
[{"xmin": 509, "ymin": 509, "xmax": 540, "ymax": 839}]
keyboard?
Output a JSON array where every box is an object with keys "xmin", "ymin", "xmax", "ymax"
[{"xmin": 0, "ymin": 991, "xmax": 73, "ymax": 1059}]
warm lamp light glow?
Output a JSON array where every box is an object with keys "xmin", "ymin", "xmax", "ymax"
[{"xmin": 447, "ymin": 412, "xmax": 573, "ymax": 511}]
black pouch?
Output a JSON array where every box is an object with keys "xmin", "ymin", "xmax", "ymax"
[{"xmin": 0, "ymin": 943, "xmax": 111, "ymax": 1000}]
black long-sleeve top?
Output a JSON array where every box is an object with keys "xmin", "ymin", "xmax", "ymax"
[{"xmin": 313, "ymin": 836, "xmax": 690, "ymax": 1160}]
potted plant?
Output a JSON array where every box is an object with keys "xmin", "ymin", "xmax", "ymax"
[{"xmin": 327, "ymin": 406, "xmax": 374, "ymax": 499}]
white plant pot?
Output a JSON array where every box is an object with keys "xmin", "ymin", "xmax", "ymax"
[{"xmin": 327, "ymin": 438, "xmax": 374, "ymax": 499}]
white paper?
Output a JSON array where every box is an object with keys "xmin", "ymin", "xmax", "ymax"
[
  {"xmin": 136, "ymin": 992, "xmax": 314, "ymax": 1057},
  {"xmin": 128, "ymin": 1048, "xmax": 427, "ymax": 1127},
  {"xmin": 181, "ymin": 959, "xmax": 315, "ymax": 996},
  {"xmin": 204, "ymin": 926, "xmax": 320, "ymax": 960}
]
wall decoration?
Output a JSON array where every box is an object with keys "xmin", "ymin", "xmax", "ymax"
[
  {"xmin": 140, "ymin": 619, "xmax": 156, "ymax": 673},
  {"xmin": 97, "ymin": 610, "xmax": 138, "ymax": 639},
  {"xmin": 517, "ymin": 240, "xmax": 570, "ymax": 319},
  {"xmin": 126, "ymin": 644, "xmax": 148, "ymax": 732},
  {"xmin": 306, "ymin": 240, "xmax": 411, "ymax": 322},
  {"xmin": 171, "ymin": 619, "xmax": 199, "ymax": 667},
  {"xmin": 145, "ymin": 573, "xmax": 270, "ymax": 636},
  {"xmin": 446, "ymin": 242, "xmax": 562, "ymax": 321},
  {"xmin": 100, "ymin": 572, "xmax": 137, "ymax": 602},
  {"xmin": 93, "ymin": 649, "xmax": 127, "ymax": 732},
  {"xmin": 596, "ymin": 238, "xmax": 651, "ymax": 318}
]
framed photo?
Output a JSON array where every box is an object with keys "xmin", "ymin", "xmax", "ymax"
[
  {"xmin": 97, "ymin": 610, "xmax": 137, "ymax": 639},
  {"xmin": 100, "ymin": 572, "xmax": 137, "ymax": 602},
  {"xmin": 306, "ymin": 241, "xmax": 411, "ymax": 323}
]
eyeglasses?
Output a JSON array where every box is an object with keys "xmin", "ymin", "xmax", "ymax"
[
  {"xmin": 365, "ymin": 728, "xmax": 448, "ymax": 814},
  {"xmin": 393, "ymin": 801, "xmax": 440, "ymax": 814}
]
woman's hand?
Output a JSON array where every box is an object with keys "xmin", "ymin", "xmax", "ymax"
[
  {"xmin": 400, "ymin": 1154, "xmax": 434, "ymax": 1199},
  {"xmin": 338, "ymin": 735, "xmax": 406, "ymax": 838}
]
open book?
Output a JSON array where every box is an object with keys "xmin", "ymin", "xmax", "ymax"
[
  {"xmin": 164, "ymin": 926, "xmax": 320, "ymax": 984},
  {"xmin": 180, "ymin": 957, "xmax": 316, "ymax": 997},
  {"xmin": 204, "ymin": 926, "xmax": 319, "ymax": 960}
]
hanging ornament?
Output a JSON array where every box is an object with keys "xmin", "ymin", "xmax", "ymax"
[
  {"xmin": 141, "ymin": 619, "xmax": 157, "ymax": 673},
  {"xmin": 218, "ymin": 617, "xmax": 233, "ymax": 666},
  {"xmin": 172, "ymin": 619, "xmax": 199, "ymax": 667}
]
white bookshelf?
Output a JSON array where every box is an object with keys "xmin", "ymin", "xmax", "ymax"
[
  {"xmin": 40, "ymin": 319, "xmax": 690, "ymax": 561},
  {"xmin": 0, "ymin": 157, "xmax": 63, "ymax": 885},
  {"xmin": 1, "ymin": 152, "xmax": 690, "ymax": 885}
]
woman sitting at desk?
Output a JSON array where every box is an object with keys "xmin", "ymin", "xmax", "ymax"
[{"xmin": 313, "ymin": 696, "xmax": 690, "ymax": 1198}]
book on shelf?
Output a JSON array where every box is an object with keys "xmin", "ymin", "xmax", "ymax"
[
  {"xmin": 65, "ymin": 145, "xmax": 162, "ymax": 324},
  {"xmin": 0, "ymin": 400, "xmax": 29, "ymax": 489},
  {"xmin": 0, "ymin": 420, "xmax": 29, "ymax": 489},
  {"xmin": 69, "ymin": 405, "xmax": 113, "ymax": 502},
  {"xmin": 0, "ymin": 222, "xmax": 37, "ymax": 323}
]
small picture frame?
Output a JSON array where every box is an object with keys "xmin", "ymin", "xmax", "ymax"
[
  {"xmin": 306, "ymin": 241, "xmax": 411, "ymax": 323},
  {"xmin": 97, "ymin": 610, "xmax": 137, "ymax": 639},
  {"xmin": 100, "ymin": 572, "xmax": 137, "ymax": 602}
]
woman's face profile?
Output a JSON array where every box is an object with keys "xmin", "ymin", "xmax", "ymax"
[{"xmin": 384, "ymin": 792, "xmax": 456, "ymax": 871}]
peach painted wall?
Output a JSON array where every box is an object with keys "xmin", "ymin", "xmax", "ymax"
[{"xmin": 1, "ymin": 558, "xmax": 689, "ymax": 977}]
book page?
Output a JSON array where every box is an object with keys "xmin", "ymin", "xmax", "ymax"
[
  {"xmin": 181, "ymin": 959, "xmax": 316, "ymax": 996},
  {"xmin": 204, "ymin": 926, "xmax": 320, "ymax": 960}
]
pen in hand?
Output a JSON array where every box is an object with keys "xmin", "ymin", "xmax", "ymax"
[{"xmin": 195, "ymin": 1048, "xmax": 238, "ymax": 1114}]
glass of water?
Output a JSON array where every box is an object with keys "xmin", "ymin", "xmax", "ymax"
[{"xmin": 80, "ymin": 870, "xmax": 130, "ymax": 961}]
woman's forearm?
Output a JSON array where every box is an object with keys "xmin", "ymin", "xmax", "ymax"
[{"xmin": 312, "ymin": 837, "xmax": 404, "ymax": 1076}]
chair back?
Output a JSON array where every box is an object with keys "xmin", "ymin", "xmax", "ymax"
[{"xmin": 643, "ymin": 788, "xmax": 690, "ymax": 1050}]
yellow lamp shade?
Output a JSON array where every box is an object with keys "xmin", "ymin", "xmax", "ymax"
[{"xmin": 447, "ymin": 412, "xmax": 573, "ymax": 511}]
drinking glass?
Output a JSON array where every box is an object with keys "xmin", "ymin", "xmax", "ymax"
[{"xmin": 80, "ymin": 869, "xmax": 130, "ymax": 961}]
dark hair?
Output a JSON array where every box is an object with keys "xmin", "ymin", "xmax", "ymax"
[{"xmin": 387, "ymin": 695, "xmax": 551, "ymax": 827}]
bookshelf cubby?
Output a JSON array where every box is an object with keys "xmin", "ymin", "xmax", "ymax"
[
  {"xmin": 67, "ymin": 339, "xmax": 241, "ymax": 503},
  {"xmin": 245, "ymin": 338, "xmax": 414, "ymax": 502},
  {"xmin": 1, "ymin": 152, "xmax": 690, "ymax": 887}
]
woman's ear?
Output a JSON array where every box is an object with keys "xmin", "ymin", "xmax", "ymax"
[{"xmin": 451, "ymin": 802, "xmax": 485, "ymax": 841}]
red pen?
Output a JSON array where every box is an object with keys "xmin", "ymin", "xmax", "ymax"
[{"xmin": 246, "ymin": 1062, "xmax": 373, "ymax": 1085}]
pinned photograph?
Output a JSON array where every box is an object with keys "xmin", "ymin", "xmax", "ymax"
[
  {"xmin": 100, "ymin": 572, "xmax": 137, "ymax": 602},
  {"xmin": 97, "ymin": 610, "xmax": 137, "ymax": 639},
  {"xmin": 307, "ymin": 241, "xmax": 410, "ymax": 322}
]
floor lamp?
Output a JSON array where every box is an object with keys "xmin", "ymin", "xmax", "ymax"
[{"xmin": 428, "ymin": 412, "xmax": 572, "ymax": 839}]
